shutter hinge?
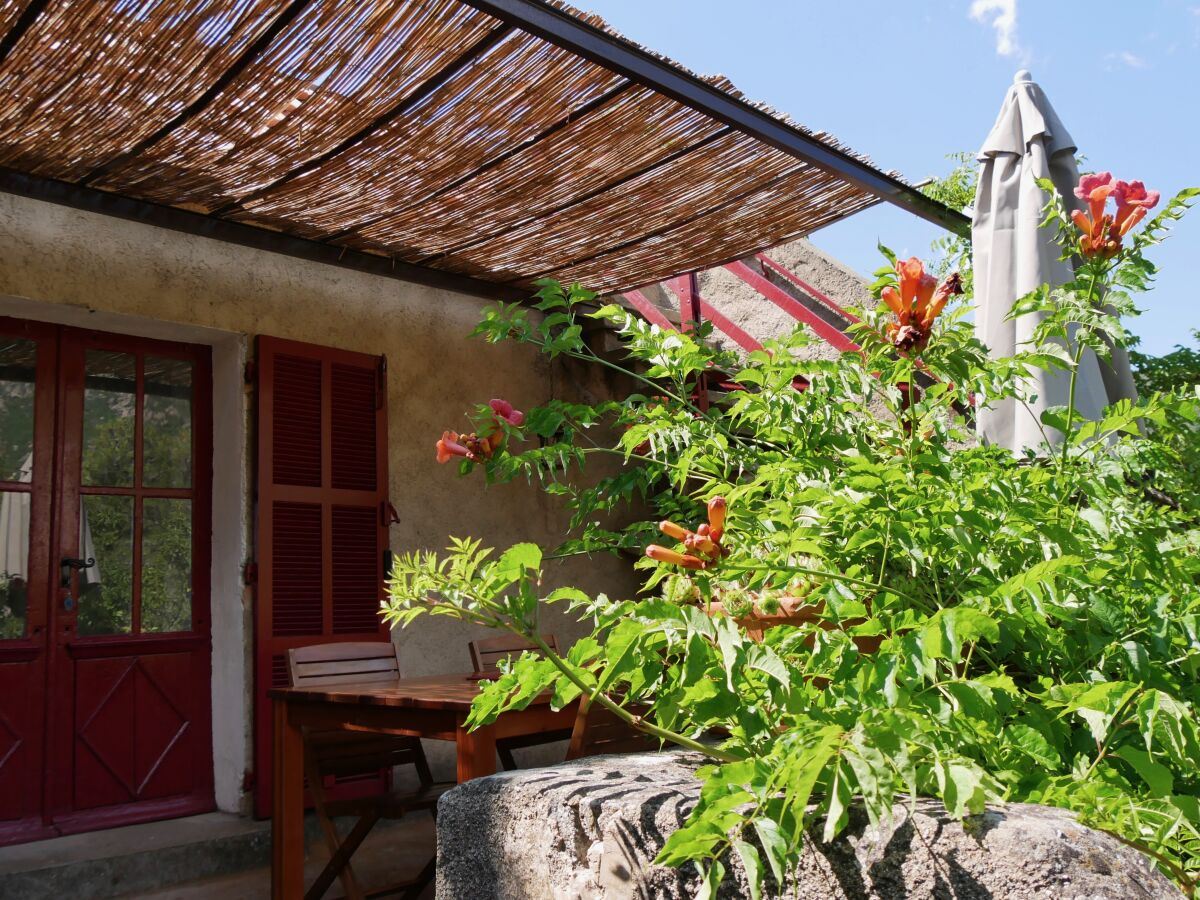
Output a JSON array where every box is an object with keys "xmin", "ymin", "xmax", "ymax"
[
  {"xmin": 380, "ymin": 500, "xmax": 400, "ymax": 527},
  {"xmin": 242, "ymin": 561, "xmax": 258, "ymax": 586},
  {"xmin": 244, "ymin": 359, "xmax": 257, "ymax": 385}
]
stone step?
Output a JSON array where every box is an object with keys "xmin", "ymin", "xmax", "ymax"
[
  {"xmin": 0, "ymin": 810, "xmax": 436, "ymax": 900},
  {"xmin": 0, "ymin": 812, "xmax": 274, "ymax": 899},
  {"xmin": 124, "ymin": 815, "xmax": 436, "ymax": 900}
]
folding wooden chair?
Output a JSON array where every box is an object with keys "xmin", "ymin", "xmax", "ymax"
[
  {"xmin": 288, "ymin": 642, "xmax": 453, "ymax": 900},
  {"xmin": 467, "ymin": 633, "xmax": 574, "ymax": 770},
  {"xmin": 565, "ymin": 695, "xmax": 657, "ymax": 761}
]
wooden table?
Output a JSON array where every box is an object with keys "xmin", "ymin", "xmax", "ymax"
[{"xmin": 269, "ymin": 673, "xmax": 576, "ymax": 898}]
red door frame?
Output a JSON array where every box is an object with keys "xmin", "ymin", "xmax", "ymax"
[
  {"xmin": 0, "ymin": 317, "xmax": 214, "ymax": 844},
  {"xmin": 0, "ymin": 317, "xmax": 59, "ymax": 844},
  {"xmin": 252, "ymin": 335, "xmax": 390, "ymax": 817}
]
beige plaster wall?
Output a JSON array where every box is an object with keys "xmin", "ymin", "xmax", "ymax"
[{"xmin": 0, "ymin": 192, "xmax": 640, "ymax": 808}]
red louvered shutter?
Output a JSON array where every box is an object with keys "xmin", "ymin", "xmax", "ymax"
[{"xmin": 252, "ymin": 336, "xmax": 389, "ymax": 817}]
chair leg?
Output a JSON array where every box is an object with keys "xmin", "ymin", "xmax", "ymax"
[
  {"xmin": 306, "ymin": 811, "xmax": 380, "ymax": 900},
  {"xmin": 497, "ymin": 743, "xmax": 518, "ymax": 771},
  {"xmin": 305, "ymin": 752, "xmax": 365, "ymax": 900}
]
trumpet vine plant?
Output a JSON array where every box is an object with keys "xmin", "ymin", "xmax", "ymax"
[{"xmin": 384, "ymin": 176, "xmax": 1200, "ymax": 897}]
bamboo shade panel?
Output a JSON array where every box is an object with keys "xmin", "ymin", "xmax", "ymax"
[
  {"xmin": 0, "ymin": 0, "xmax": 293, "ymax": 179},
  {"xmin": 96, "ymin": 0, "xmax": 500, "ymax": 209},
  {"xmin": 0, "ymin": 0, "xmax": 892, "ymax": 295},
  {"xmin": 0, "ymin": 2, "xmax": 35, "ymax": 37},
  {"xmin": 250, "ymin": 83, "xmax": 723, "ymax": 257},
  {"xmin": 227, "ymin": 26, "xmax": 624, "ymax": 238}
]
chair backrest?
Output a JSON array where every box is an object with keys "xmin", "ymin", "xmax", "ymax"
[
  {"xmin": 468, "ymin": 633, "xmax": 559, "ymax": 675},
  {"xmin": 565, "ymin": 697, "xmax": 656, "ymax": 761},
  {"xmin": 287, "ymin": 641, "xmax": 402, "ymax": 690},
  {"xmin": 287, "ymin": 641, "xmax": 430, "ymax": 781}
]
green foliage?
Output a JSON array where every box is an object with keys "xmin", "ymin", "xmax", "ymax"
[
  {"xmin": 920, "ymin": 151, "xmax": 976, "ymax": 294},
  {"xmin": 386, "ymin": 187, "xmax": 1200, "ymax": 894},
  {"xmin": 1132, "ymin": 330, "xmax": 1200, "ymax": 396}
]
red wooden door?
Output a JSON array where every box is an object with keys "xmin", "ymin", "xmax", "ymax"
[
  {"xmin": 252, "ymin": 336, "xmax": 390, "ymax": 817},
  {"xmin": 0, "ymin": 318, "xmax": 58, "ymax": 844},
  {"xmin": 0, "ymin": 318, "xmax": 213, "ymax": 845}
]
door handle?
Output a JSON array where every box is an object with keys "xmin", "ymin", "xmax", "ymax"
[{"xmin": 60, "ymin": 556, "xmax": 96, "ymax": 588}]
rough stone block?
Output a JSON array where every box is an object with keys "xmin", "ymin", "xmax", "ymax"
[{"xmin": 435, "ymin": 750, "xmax": 1181, "ymax": 900}]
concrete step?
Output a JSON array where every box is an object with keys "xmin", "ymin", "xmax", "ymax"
[
  {"xmin": 0, "ymin": 812, "xmax": 273, "ymax": 900},
  {"xmin": 0, "ymin": 811, "xmax": 436, "ymax": 900},
  {"xmin": 124, "ymin": 814, "xmax": 436, "ymax": 900}
]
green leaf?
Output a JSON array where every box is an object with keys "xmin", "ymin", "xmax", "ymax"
[
  {"xmin": 695, "ymin": 860, "xmax": 725, "ymax": 900},
  {"xmin": 822, "ymin": 758, "xmax": 853, "ymax": 843},
  {"xmin": 731, "ymin": 840, "xmax": 763, "ymax": 900},
  {"xmin": 494, "ymin": 543, "xmax": 542, "ymax": 581},
  {"xmin": 595, "ymin": 619, "xmax": 646, "ymax": 692},
  {"xmin": 751, "ymin": 818, "xmax": 787, "ymax": 885},
  {"xmin": 939, "ymin": 760, "xmax": 989, "ymax": 817},
  {"xmin": 1005, "ymin": 722, "xmax": 1061, "ymax": 768},
  {"xmin": 1114, "ymin": 746, "xmax": 1174, "ymax": 797},
  {"xmin": 920, "ymin": 608, "xmax": 998, "ymax": 661},
  {"xmin": 746, "ymin": 645, "xmax": 790, "ymax": 690}
]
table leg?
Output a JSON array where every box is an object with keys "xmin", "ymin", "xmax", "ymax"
[
  {"xmin": 272, "ymin": 697, "xmax": 305, "ymax": 899},
  {"xmin": 455, "ymin": 720, "xmax": 497, "ymax": 782}
]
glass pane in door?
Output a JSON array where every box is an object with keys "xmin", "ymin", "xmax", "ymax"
[
  {"xmin": 0, "ymin": 489, "xmax": 29, "ymax": 639},
  {"xmin": 0, "ymin": 338, "xmax": 36, "ymax": 483},
  {"xmin": 77, "ymin": 495, "xmax": 133, "ymax": 635},
  {"xmin": 143, "ymin": 357, "xmax": 192, "ymax": 488},
  {"xmin": 141, "ymin": 498, "xmax": 192, "ymax": 633},
  {"xmin": 81, "ymin": 350, "xmax": 136, "ymax": 487}
]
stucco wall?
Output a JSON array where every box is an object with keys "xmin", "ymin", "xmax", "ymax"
[{"xmin": 0, "ymin": 192, "xmax": 640, "ymax": 812}]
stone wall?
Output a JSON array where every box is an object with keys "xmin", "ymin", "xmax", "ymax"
[{"xmin": 435, "ymin": 750, "xmax": 1182, "ymax": 900}]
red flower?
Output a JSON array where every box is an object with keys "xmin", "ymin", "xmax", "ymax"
[
  {"xmin": 1071, "ymin": 173, "xmax": 1157, "ymax": 257},
  {"xmin": 436, "ymin": 430, "xmax": 473, "ymax": 464},
  {"xmin": 1112, "ymin": 180, "xmax": 1160, "ymax": 236},
  {"xmin": 489, "ymin": 398, "xmax": 525, "ymax": 427},
  {"xmin": 1074, "ymin": 171, "xmax": 1113, "ymax": 199}
]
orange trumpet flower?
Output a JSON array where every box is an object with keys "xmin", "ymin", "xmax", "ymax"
[
  {"xmin": 881, "ymin": 258, "xmax": 963, "ymax": 352},
  {"xmin": 645, "ymin": 545, "xmax": 706, "ymax": 570},
  {"xmin": 648, "ymin": 497, "xmax": 730, "ymax": 570},
  {"xmin": 707, "ymin": 496, "xmax": 726, "ymax": 540}
]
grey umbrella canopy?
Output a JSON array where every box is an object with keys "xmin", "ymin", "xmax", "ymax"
[{"xmin": 972, "ymin": 70, "xmax": 1137, "ymax": 452}]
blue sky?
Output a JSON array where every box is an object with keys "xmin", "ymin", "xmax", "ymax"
[{"xmin": 585, "ymin": 0, "xmax": 1200, "ymax": 355}]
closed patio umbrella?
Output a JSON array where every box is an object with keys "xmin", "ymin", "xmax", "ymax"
[{"xmin": 972, "ymin": 70, "xmax": 1137, "ymax": 452}]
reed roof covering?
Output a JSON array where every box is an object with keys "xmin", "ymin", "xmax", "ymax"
[{"xmin": 0, "ymin": 0, "xmax": 955, "ymax": 296}]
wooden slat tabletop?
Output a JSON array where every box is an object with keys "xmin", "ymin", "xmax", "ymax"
[{"xmin": 269, "ymin": 672, "xmax": 543, "ymax": 711}]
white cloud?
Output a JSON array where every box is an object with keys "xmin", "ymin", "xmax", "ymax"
[
  {"xmin": 1111, "ymin": 50, "xmax": 1147, "ymax": 68},
  {"xmin": 970, "ymin": 0, "xmax": 1021, "ymax": 57}
]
